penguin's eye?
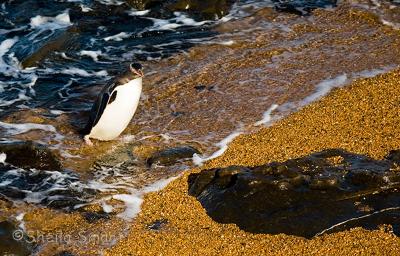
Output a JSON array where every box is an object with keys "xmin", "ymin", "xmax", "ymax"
[{"xmin": 130, "ymin": 63, "xmax": 142, "ymax": 70}]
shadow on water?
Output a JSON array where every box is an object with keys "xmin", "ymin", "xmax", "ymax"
[{"xmin": 188, "ymin": 149, "xmax": 400, "ymax": 238}]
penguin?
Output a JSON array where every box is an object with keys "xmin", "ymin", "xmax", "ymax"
[{"xmin": 82, "ymin": 63, "xmax": 144, "ymax": 145}]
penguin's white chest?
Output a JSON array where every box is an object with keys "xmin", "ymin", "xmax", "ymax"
[{"xmin": 89, "ymin": 78, "xmax": 142, "ymax": 141}]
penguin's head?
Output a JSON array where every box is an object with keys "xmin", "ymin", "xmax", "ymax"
[{"xmin": 130, "ymin": 63, "xmax": 144, "ymax": 78}]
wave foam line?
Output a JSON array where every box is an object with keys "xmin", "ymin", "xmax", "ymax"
[{"xmin": 193, "ymin": 131, "xmax": 242, "ymax": 166}]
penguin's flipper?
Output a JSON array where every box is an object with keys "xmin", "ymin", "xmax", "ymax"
[
  {"xmin": 82, "ymin": 90, "xmax": 110, "ymax": 135},
  {"xmin": 92, "ymin": 91, "xmax": 110, "ymax": 127}
]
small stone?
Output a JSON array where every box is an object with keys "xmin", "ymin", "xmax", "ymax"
[
  {"xmin": 147, "ymin": 219, "xmax": 168, "ymax": 231},
  {"xmin": 147, "ymin": 146, "xmax": 200, "ymax": 167}
]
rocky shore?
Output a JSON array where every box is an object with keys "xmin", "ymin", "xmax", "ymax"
[
  {"xmin": 107, "ymin": 68, "xmax": 400, "ymax": 256},
  {"xmin": 1, "ymin": 1, "xmax": 400, "ymax": 255}
]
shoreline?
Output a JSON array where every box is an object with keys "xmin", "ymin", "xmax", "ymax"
[
  {"xmin": 107, "ymin": 69, "xmax": 400, "ymax": 255},
  {"xmin": 1, "ymin": 1, "xmax": 400, "ymax": 255}
]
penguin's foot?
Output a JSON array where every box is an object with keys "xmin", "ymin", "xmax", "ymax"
[{"xmin": 84, "ymin": 135, "xmax": 93, "ymax": 146}]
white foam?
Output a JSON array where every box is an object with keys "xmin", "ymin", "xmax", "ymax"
[
  {"xmin": 0, "ymin": 153, "xmax": 6, "ymax": 164},
  {"xmin": 0, "ymin": 38, "xmax": 38, "ymax": 110},
  {"xmin": 113, "ymin": 176, "xmax": 178, "ymax": 220},
  {"xmin": 254, "ymin": 104, "xmax": 279, "ymax": 126},
  {"xmin": 30, "ymin": 11, "xmax": 72, "ymax": 30},
  {"xmin": 256, "ymin": 67, "xmax": 396, "ymax": 132},
  {"xmin": 381, "ymin": 19, "xmax": 400, "ymax": 30},
  {"xmin": 79, "ymin": 50, "xmax": 102, "ymax": 61},
  {"xmin": 60, "ymin": 52, "xmax": 72, "ymax": 60},
  {"xmin": 80, "ymin": 4, "xmax": 93, "ymax": 12},
  {"xmin": 220, "ymin": 0, "xmax": 274, "ymax": 22},
  {"xmin": 0, "ymin": 37, "xmax": 17, "ymax": 57},
  {"xmin": 104, "ymin": 32, "xmax": 131, "ymax": 42},
  {"xmin": 193, "ymin": 131, "xmax": 242, "ymax": 166},
  {"xmin": 354, "ymin": 68, "xmax": 391, "ymax": 78},
  {"xmin": 49, "ymin": 110, "xmax": 65, "ymax": 115},
  {"xmin": 60, "ymin": 67, "xmax": 91, "ymax": 77},
  {"xmin": 113, "ymin": 194, "xmax": 143, "ymax": 220},
  {"xmin": 0, "ymin": 37, "xmax": 18, "ymax": 75},
  {"xmin": 0, "ymin": 121, "xmax": 59, "ymax": 136},
  {"xmin": 142, "ymin": 177, "xmax": 177, "ymax": 193},
  {"xmin": 102, "ymin": 202, "xmax": 114, "ymax": 213},
  {"xmin": 127, "ymin": 9, "xmax": 150, "ymax": 16},
  {"xmin": 0, "ymin": 93, "xmax": 31, "ymax": 107},
  {"xmin": 0, "ymin": 179, "xmax": 12, "ymax": 187},
  {"xmin": 194, "ymin": 67, "xmax": 395, "ymax": 166},
  {"xmin": 301, "ymin": 74, "xmax": 348, "ymax": 106},
  {"xmin": 96, "ymin": 0, "xmax": 124, "ymax": 5},
  {"xmin": 60, "ymin": 67, "xmax": 108, "ymax": 77},
  {"xmin": 218, "ymin": 40, "xmax": 235, "ymax": 46},
  {"xmin": 15, "ymin": 213, "xmax": 26, "ymax": 230},
  {"xmin": 145, "ymin": 12, "xmax": 210, "ymax": 32}
]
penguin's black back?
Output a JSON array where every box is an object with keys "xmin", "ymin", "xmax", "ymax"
[{"xmin": 81, "ymin": 69, "xmax": 138, "ymax": 136}]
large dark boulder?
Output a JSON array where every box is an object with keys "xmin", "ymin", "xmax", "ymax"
[{"xmin": 188, "ymin": 149, "xmax": 400, "ymax": 238}]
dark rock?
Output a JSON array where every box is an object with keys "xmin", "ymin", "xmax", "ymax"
[
  {"xmin": 0, "ymin": 221, "xmax": 34, "ymax": 256},
  {"xmin": 194, "ymin": 85, "xmax": 206, "ymax": 91},
  {"xmin": 21, "ymin": 27, "xmax": 79, "ymax": 68},
  {"xmin": 0, "ymin": 141, "xmax": 62, "ymax": 171},
  {"xmin": 44, "ymin": 198, "xmax": 87, "ymax": 209},
  {"xmin": 126, "ymin": 0, "xmax": 236, "ymax": 20},
  {"xmin": 272, "ymin": 0, "xmax": 337, "ymax": 16},
  {"xmin": 386, "ymin": 149, "xmax": 400, "ymax": 164},
  {"xmin": 147, "ymin": 219, "xmax": 168, "ymax": 231},
  {"xmin": 188, "ymin": 149, "xmax": 400, "ymax": 238},
  {"xmin": 53, "ymin": 251, "xmax": 76, "ymax": 256},
  {"xmin": 82, "ymin": 211, "xmax": 110, "ymax": 223},
  {"xmin": 147, "ymin": 146, "xmax": 200, "ymax": 167},
  {"xmin": 171, "ymin": 111, "xmax": 185, "ymax": 117}
]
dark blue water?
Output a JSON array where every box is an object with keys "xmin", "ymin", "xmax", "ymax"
[{"xmin": 0, "ymin": 0, "xmax": 341, "ymax": 117}]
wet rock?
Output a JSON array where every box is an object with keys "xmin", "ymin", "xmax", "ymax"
[
  {"xmin": 21, "ymin": 27, "xmax": 80, "ymax": 68},
  {"xmin": 194, "ymin": 85, "xmax": 206, "ymax": 91},
  {"xmin": 147, "ymin": 219, "xmax": 168, "ymax": 231},
  {"xmin": 127, "ymin": 0, "xmax": 236, "ymax": 19},
  {"xmin": 53, "ymin": 251, "xmax": 75, "ymax": 256},
  {"xmin": 272, "ymin": 0, "xmax": 338, "ymax": 15},
  {"xmin": 147, "ymin": 146, "xmax": 200, "ymax": 166},
  {"xmin": 44, "ymin": 198, "xmax": 88, "ymax": 210},
  {"xmin": 0, "ymin": 221, "xmax": 34, "ymax": 256},
  {"xmin": 188, "ymin": 149, "xmax": 400, "ymax": 238},
  {"xmin": 386, "ymin": 149, "xmax": 400, "ymax": 164},
  {"xmin": 171, "ymin": 111, "xmax": 185, "ymax": 117},
  {"xmin": 81, "ymin": 211, "xmax": 110, "ymax": 223},
  {"xmin": 0, "ymin": 141, "xmax": 62, "ymax": 171}
]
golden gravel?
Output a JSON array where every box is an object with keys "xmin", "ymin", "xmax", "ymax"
[{"xmin": 105, "ymin": 70, "xmax": 400, "ymax": 255}]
